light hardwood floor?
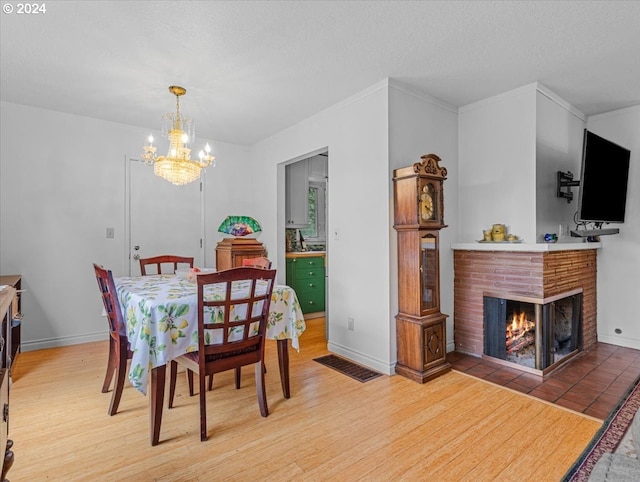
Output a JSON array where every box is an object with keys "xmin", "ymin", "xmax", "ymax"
[{"xmin": 9, "ymin": 317, "xmax": 601, "ymax": 481}]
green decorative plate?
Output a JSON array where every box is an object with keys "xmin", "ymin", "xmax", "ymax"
[{"xmin": 217, "ymin": 215, "xmax": 262, "ymax": 237}]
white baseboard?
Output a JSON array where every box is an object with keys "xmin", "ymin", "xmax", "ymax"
[
  {"xmin": 20, "ymin": 332, "xmax": 107, "ymax": 352},
  {"xmin": 326, "ymin": 341, "xmax": 393, "ymax": 375},
  {"xmin": 596, "ymin": 333, "xmax": 640, "ymax": 351}
]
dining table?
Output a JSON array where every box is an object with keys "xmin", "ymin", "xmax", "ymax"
[{"xmin": 113, "ymin": 273, "xmax": 306, "ymax": 445}]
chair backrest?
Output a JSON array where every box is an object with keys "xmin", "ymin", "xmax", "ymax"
[
  {"xmin": 195, "ymin": 267, "xmax": 277, "ymax": 371},
  {"xmin": 93, "ymin": 263, "xmax": 126, "ymax": 340},
  {"xmin": 139, "ymin": 255, "xmax": 194, "ymax": 275},
  {"xmin": 241, "ymin": 256, "xmax": 272, "ymax": 269}
]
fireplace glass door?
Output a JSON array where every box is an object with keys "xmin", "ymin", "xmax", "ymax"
[{"xmin": 484, "ymin": 293, "xmax": 582, "ymax": 373}]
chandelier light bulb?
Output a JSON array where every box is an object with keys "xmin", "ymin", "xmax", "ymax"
[
  {"xmin": 181, "ymin": 133, "xmax": 189, "ymax": 144},
  {"xmin": 205, "ymin": 143, "xmax": 211, "ymax": 154},
  {"xmin": 147, "ymin": 134, "xmax": 154, "ymax": 145}
]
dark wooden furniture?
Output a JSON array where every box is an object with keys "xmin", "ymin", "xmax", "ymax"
[
  {"xmin": 216, "ymin": 256, "xmax": 272, "ymax": 389},
  {"xmin": 215, "ymin": 238, "xmax": 267, "ymax": 271},
  {"xmin": 93, "ymin": 264, "xmax": 134, "ymax": 415},
  {"xmin": 0, "ymin": 283, "xmax": 16, "ymax": 482},
  {"xmin": 393, "ymin": 154, "xmax": 451, "ymax": 383},
  {"xmin": 0, "ymin": 369, "xmax": 12, "ymax": 482},
  {"xmin": 139, "ymin": 255, "xmax": 194, "ymax": 275},
  {"xmin": 112, "ymin": 275, "xmax": 298, "ymax": 446},
  {"xmin": 168, "ymin": 267, "xmax": 276, "ymax": 441},
  {"xmin": 0, "ymin": 275, "xmax": 22, "ymax": 371}
]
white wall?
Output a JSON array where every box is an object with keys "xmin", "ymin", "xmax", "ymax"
[
  {"xmin": 249, "ymin": 80, "xmax": 393, "ymax": 374},
  {"xmin": 0, "ymin": 102, "xmax": 139, "ymax": 348},
  {"xmin": 586, "ymin": 106, "xmax": 640, "ymax": 349},
  {"xmin": 458, "ymin": 84, "xmax": 537, "ymax": 243},
  {"xmin": 201, "ymin": 141, "xmax": 253, "ymax": 269},
  {"xmin": 247, "ymin": 79, "xmax": 459, "ymax": 373},
  {"xmin": 535, "ymin": 88, "xmax": 586, "ymax": 241},
  {"xmin": 388, "ymin": 81, "xmax": 458, "ymax": 353},
  {"xmin": 2, "ymin": 84, "xmax": 637, "ymax": 370},
  {"xmin": 0, "ymin": 101, "xmax": 250, "ymax": 350},
  {"xmin": 458, "ymin": 86, "xmax": 640, "ymax": 352}
]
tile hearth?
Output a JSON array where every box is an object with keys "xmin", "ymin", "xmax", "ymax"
[{"xmin": 449, "ymin": 342, "xmax": 640, "ymax": 420}]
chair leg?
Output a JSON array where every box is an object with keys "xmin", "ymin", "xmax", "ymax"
[
  {"xmin": 168, "ymin": 360, "xmax": 178, "ymax": 408},
  {"xmin": 102, "ymin": 338, "xmax": 117, "ymax": 393},
  {"xmin": 254, "ymin": 361, "xmax": 269, "ymax": 418},
  {"xmin": 235, "ymin": 367, "xmax": 241, "ymax": 389},
  {"xmin": 199, "ymin": 372, "xmax": 207, "ymax": 441},
  {"xmin": 108, "ymin": 345, "xmax": 128, "ymax": 416},
  {"xmin": 187, "ymin": 369, "xmax": 195, "ymax": 396},
  {"xmin": 208, "ymin": 374, "xmax": 214, "ymax": 391}
]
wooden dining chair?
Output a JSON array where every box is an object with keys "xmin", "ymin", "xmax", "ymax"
[
  {"xmin": 139, "ymin": 255, "xmax": 194, "ymax": 275},
  {"xmin": 241, "ymin": 256, "xmax": 272, "ymax": 269},
  {"xmin": 93, "ymin": 263, "xmax": 133, "ymax": 416},
  {"xmin": 168, "ymin": 267, "xmax": 277, "ymax": 441},
  {"xmin": 212, "ymin": 256, "xmax": 271, "ymax": 391}
]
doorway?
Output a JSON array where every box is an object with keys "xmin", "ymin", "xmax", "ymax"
[
  {"xmin": 284, "ymin": 150, "xmax": 328, "ymax": 338},
  {"xmin": 125, "ymin": 158, "xmax": 204, "ymax": 275}
]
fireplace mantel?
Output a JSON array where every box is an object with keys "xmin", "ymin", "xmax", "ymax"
[{"xmin": 451, "ymin": 241, "xmax": 601, "ymax": 252}]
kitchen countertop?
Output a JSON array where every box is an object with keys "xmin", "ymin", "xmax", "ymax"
[{"xmin": 286, "ymin": 251, "xmax": 326, "ymax": 258}]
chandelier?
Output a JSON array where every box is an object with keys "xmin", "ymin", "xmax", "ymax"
[{"xmin": 141, "ymin": 86, "xmax": 215, "ymax": 186}]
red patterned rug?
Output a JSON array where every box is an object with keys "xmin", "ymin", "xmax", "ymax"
[{"xmin": 562, "ymin": 374, "xmax": 640, "ymax": 481}]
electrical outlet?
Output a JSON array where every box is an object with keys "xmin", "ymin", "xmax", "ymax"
[
  {"xmin": 348, "ymin": 317, "xmax": 354, "ymax": 331},
  {"xmin": 106, "ymin": 227, "xmax": 115, "ymax": 239}
]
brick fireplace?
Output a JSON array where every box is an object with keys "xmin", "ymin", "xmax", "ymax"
[{"xmin": 452, "ymin": 245, "xmax": 598, "ymax": 375}]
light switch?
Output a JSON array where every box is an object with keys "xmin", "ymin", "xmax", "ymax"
[{"xmin": 106, "ymin": 227, "xmax": 115, "ymax": 239}]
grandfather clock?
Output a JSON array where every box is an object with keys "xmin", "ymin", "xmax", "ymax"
[{"xmin": 393, "ymin": 153, "xmax": 451, "ymax": 383}]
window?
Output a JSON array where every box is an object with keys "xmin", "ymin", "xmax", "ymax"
[{"xmin": 300, "ymin": 182, "xmax": 326, "ymax": 242}]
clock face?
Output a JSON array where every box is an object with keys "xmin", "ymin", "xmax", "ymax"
[{"xmin": 420, "ymin": 185, "xmax": 435, "ymax": 221}]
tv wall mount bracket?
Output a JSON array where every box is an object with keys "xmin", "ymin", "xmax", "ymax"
[{"xmin": 557, "ymin": 171, "xmax": 580, "ymax": 203}]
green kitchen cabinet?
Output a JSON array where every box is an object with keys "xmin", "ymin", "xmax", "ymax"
[{"xmin": 286, "ymin": 255, "xmax": 325, "ymax": 314}]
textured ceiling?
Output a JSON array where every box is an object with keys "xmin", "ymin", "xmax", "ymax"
[{"xmin": 1, "ymin": 1, "xmax": 639, "ymax": 146}]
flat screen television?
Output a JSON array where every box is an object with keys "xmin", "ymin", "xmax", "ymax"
[{"xmin": 577, "ymin": 130, "xmax": 631, "ymax": 223}]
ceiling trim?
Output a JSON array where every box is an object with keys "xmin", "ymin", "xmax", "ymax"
[
  {"xmin": 536, "ymin": 83, "xmax": 586, "ymax": 122},
  {"xmin": 388, "ymin": 79, "xmax": 458, "ymax": 114}
]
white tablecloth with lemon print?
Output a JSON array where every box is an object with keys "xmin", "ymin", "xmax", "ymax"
[{"xmin": 114, "ymin": 274, "xmax": 305, "ymax": 395}]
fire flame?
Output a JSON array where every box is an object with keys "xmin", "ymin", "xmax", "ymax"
[{"xmin": 506, "ymin": 311, "xmax": 535, "ymax": 353}]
